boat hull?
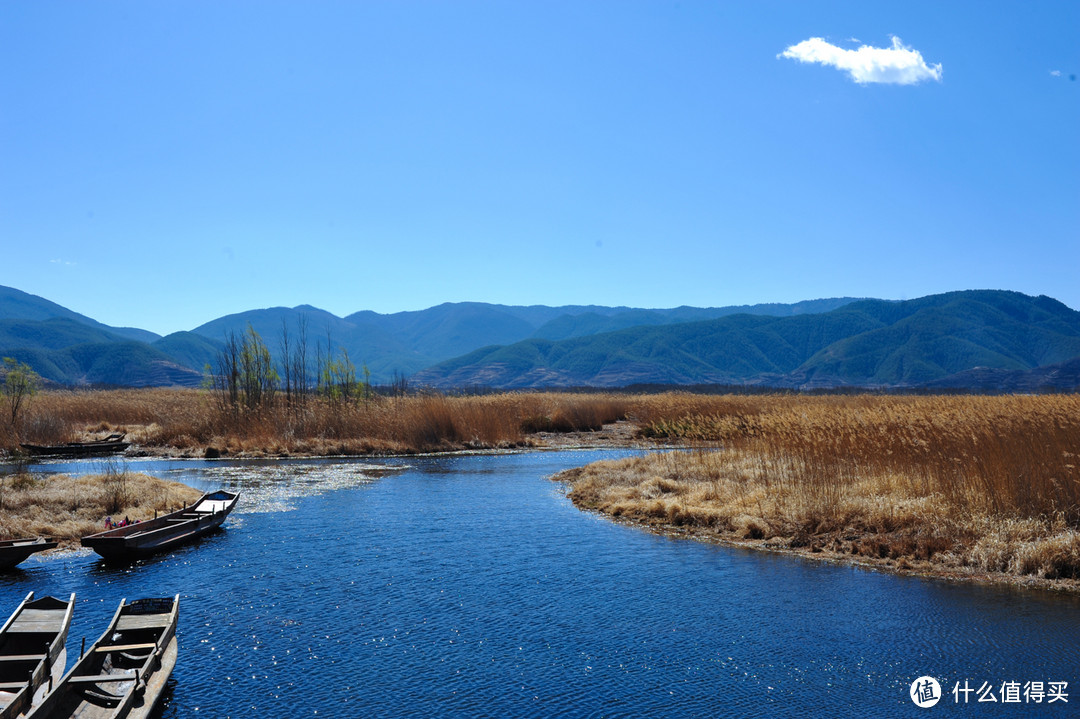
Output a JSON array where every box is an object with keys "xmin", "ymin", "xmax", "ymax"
[
  {"xmin": 0, "ymin": 592, "xmax": 75, "ymax": 719},
  {"xmin": 19, "ymin": 441, "xmax": 129, "ymax": 458},
  {"xmin": 81, "ymin": 491, "xmax": 239, "ymax": 562},
  {"xmin": 0, "ymin": 538, "xmax": 58, "ymax": 570},
  {"xmin": 24, "ymin": 595, "xmax": 179, "ymax": 719},
  {"xmin": 126, "ymin": 635, "xmax": 176, "ymax": 719}
]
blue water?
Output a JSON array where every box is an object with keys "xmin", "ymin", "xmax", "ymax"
[{"xmin": 4, "ymin": 451, "xmax": 1079, "ymax": 717}]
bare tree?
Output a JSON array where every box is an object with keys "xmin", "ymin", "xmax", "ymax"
[
  {"xmin": 212, "ymin": 325, "xmax": 276, "ymax": 413},
  {"xmin": 292, "ymin": 315, "xmax": 309, "ymax": 406},
  {"xmin": 390, "ymin": 370, "xmax": 410, "ymax": 397},
  {"xmin": 280, "ymin": 318, "xmax": 293, "ymax": 409},
  {"xmin": 214, "ymin": 332, "xmax": 242, "ymax": 412},
  {"xmin": 239, "ymin": 325, "xmax": 277, "ymax": 410}
]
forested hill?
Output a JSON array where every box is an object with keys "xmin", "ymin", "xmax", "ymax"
[
  {"xmin": 3, "ymin": 286, "xmax": 1080, "ymax": 390},
  {"xmin": 411, "ymin": 291, "xmax": 1080, "ymax": 389},
  {"xmin": 0, "ymin": 286, "xmax": 158, "ymax": 343},
  {"xmin": 0, "ymin": 285, "xmax": 863, "ymax": 386}
]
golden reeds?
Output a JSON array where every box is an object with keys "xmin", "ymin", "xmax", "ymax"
[
  {"xmin": 11, "ymin": 388, "xmax": 1080, "ymax": 585},
  {"xmin": 6, "ymin": 389, "xmax": 632, "ymax": 456},
  {"xmin": 558, "ymin": 393, "xmax": 1080, "ymax": 586},
  {"xmin": 0, "ymin": 471, "xmax": 202, "ymax": 548}
]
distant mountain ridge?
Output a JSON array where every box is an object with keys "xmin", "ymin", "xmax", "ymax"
[
  {"xmin": 527, "ymin": 298, "xmax": 857, "ymax": 341},
  {"xmin": 0, "ymin": 286, "xmax": 159, "ymax": 343},
  {"xmin": 412, "ymin": 291, "xmax": 1080, "ymax": 389},
  {"xmin": 2, "ymin": 284, "xmax": 1079, "ymax": 390},
  {"xmin": 186, "ymin": 298, "xmax": 866, "ymax": 382}
]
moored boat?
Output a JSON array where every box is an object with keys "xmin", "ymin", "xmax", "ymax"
[
  {"xmin": 0, "ymin": 537, "xmax": 58, "ymax": 570},
  {"xmin": 25, "ymin": 595, "xmax": 178, "ymax": 719},
  {"xmin": 81, "ymin": 490, "xmax": 239, "ymax": 562},
  {"xmin": 0, "ymin": 591, "xmax": 76, "ymax": 718},
  {"xmin": 20, "ymin": 434, "xmax": 130, "ymax": 458}
]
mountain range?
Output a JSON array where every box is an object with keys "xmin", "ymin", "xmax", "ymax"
[{"xmin": 1, "ymin": 284, "xmax": 1079, "ymax": 391}]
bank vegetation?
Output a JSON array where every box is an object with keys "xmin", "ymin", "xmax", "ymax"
[
  {"xmin": 1, "ymin": 388, "xmax": 633, "ymax": 457},
  {"xmin": 557, "ymin": 393, "xmax": 1080, "ymax": 590},
  {"xmin": 0, "ymin": 466, "xmax": 201, "ymax": 549},
  {"xmin": 4, "ymin": 388, "xmax": 1079, "ymax": 588}
]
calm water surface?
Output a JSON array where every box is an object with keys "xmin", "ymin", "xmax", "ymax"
[{"xmin": 4, "ymin": 451, "xmax": 1078, "ymax": 717}]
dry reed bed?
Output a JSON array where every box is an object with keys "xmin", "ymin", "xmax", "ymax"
[
  {"xmin": 0, "ymin": 390, "xmax": 631, "ymax": 548},
  {"xmin": 0, "ymin": 471, "xmax": 202, "ymax": 549},
  {"xmin": 7, "ymin": 389, "xmax": 632, "ymax": 456},
  {"xmin": 12, "ymin": 389, "xmax": 1080, "ymax": 587},
  {"xmin": 557, "ymin": 393, "xmax": 1080, "ymax": 589}
]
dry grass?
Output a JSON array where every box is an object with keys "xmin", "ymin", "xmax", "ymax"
[
  {"xmin": 4, "ymin": 389, "xmax": 632, "ymax": 456},
  {"xmin": 0, "ymin": 388, "xmax": 633, "ymax": 550},
  {"xmin": 556, "ymin": 393, "xmax": 1080, "ymax": 588},
  {"xmin": 0, "ymin": 470, "xmax": 202, "ymax": 549},
  {"xmin": 11, "ymin": 388, "xmax": 1080, "ymax": 586}
]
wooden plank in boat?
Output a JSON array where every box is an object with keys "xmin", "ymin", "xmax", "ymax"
[
  {"xmin": 115, "ymin": 615, "xmax": 172, "ymax": 631},
  {"xmin": 7, "ymin": 613, "xmax": 65, "ymax": 632},
  {"xmin": 94, "ymin": 643, "xmax": 157, "ymax": 653},
  {"xmin": 11, "ymin": 608, "xmax": 66, "ymax": 624},
  {"xmin": 67, "ymin": 671, "xmax": 137, "ymax": 684}
]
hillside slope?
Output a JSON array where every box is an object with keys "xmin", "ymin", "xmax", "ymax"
[
  {"xmin": 412, "ymin": 291, "xmax": 1080, "ymax": 389},
  {"xmin": 4, "ymin": 285, "xmax": 1079, "ymax": 390},
  {"xmin": 0, "ymin": 286, "xmax": 159, "ymax": 343}
]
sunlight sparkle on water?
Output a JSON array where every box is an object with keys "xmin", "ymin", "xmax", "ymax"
[{"xmin": 162, "ymin": 461, "xmax": 406, "ymax": 513}]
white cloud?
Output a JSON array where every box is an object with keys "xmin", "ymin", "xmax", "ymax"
[
  {"xmin": 1050, "ymin": 70, "xmax": 1062, "ymax": 77},
  {"xmin": 780, "ymin": 36, "xmax": 942, "ymax": 85}
]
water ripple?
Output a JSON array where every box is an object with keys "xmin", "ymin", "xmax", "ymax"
[
  {"xmin": 166, "ymin": 460, "xmax": 406, "ymax": 513},
  {"xmin": 3, "ymin": 451, "xmax": 1078, "ymax": 718}
]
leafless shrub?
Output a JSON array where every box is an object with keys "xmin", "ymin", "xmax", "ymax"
[{"xmin": 99, "ymin": 456, "xmax": 130, "ymax": 515}]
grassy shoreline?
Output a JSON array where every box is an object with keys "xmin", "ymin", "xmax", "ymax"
[
  {"xmin": 553, "ymin": 394, "xmax": 1080, "ymax": 593},
  {"xmin": 0, "ymin": 471, "xmax": 202, "ymax": 550},
  {"xmin": 4, "ymin": 389, "xmax": 1079, "ymax": 593},
  {"xmin": 2, "ymin": 388, "xmax": 634, "ymax": 457},
  {"xmin": 554, "ymin": 457, "xmax": 1080, "ymax": 594}
]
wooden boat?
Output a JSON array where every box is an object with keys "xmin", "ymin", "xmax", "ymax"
[
  {"xmin": 0, "ymin": 537, "xmax": 58, "ymax": 570},
  {"xmin": 81, "ymin": 490, "xmax": 239, "ymax": 562},
  {"xmin": 25, "ymin": 595, "xmax": 178, "ymax": 719},
  {"xmin": 0, "ymin": 591, "xmax": 76, "ymax": 718},
  {"xmin": 20, "ymin": 434, "xmax": 130, "ymax": 458}
]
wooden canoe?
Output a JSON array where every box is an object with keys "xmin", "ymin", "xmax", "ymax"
[
  {"xmin": 81, "ymin": 490, "xmax": 239, "ymax": 562},
  {"xmin": 0, "ymin": 591, "xmax": 76, "ymax": 719},
  {"xmin": 0, "ymin": 537, "xmax": 58, "ymax": 570},
  {"xmin": 25, "ymin": 595, "xmax": 179, "ymax": 719},
  {"xmin": 20, "ymin": 435, "xmax": 130, "ymax": 458}
]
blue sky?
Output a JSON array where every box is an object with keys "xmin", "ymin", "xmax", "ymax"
[{"xmin": 2, "ymin": 1, "xmax": 1077, "ymax": 336}]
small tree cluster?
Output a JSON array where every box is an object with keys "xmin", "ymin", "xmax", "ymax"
[
  {"xmin": 315, "ymin": 332, "xmax": 371, "ymax": 404},
  {"xmin": 389, "ymin": 370, "xmax": 410, "ymax": 398},
  {"xmin": 213, "ymin": 325, "xmax": 278, "ymax": 412},
  {"xmin": 2, "ymin": 357, "xmax": 38, "ymax": 431},
  {"xmin": 209, "ymin": 320, "xmax": 378, "ymax": 419},
  {"xmin": 279, "ymin": 315, "xmax": 311, "ymax": 412}
]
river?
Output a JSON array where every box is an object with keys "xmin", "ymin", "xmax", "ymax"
[{"xmin": 4, "ymin": 450, "xmax": 1078, "ymax": 717}]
